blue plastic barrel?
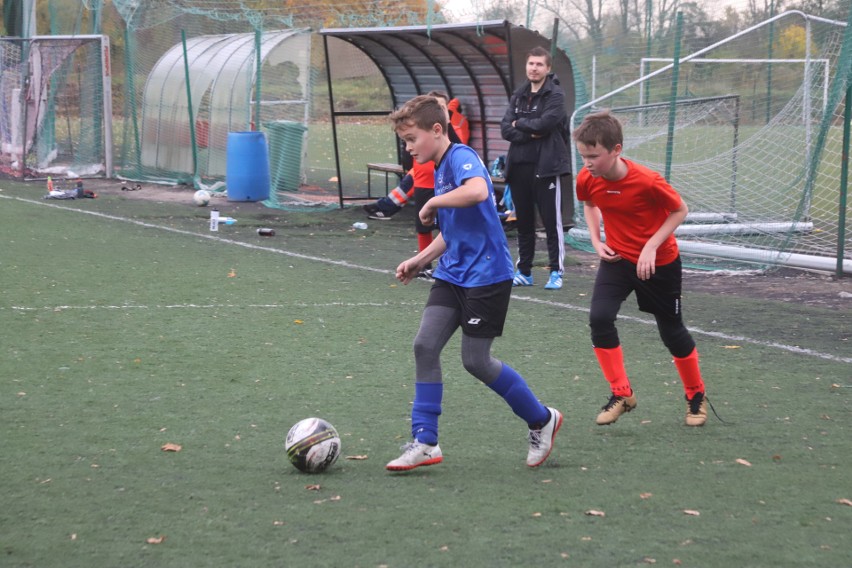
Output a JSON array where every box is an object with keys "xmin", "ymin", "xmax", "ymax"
[{"xmin": 226, "ymin": 131, "xmax": 270, "ymax": 201}]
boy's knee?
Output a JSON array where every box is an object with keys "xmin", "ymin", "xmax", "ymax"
[{"xmin": 589, "ymin": 315, "xmax": 619, "ymax": 349}]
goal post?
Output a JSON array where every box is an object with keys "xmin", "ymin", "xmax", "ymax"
[{"xmin": 0, "ymin": 34, "xmax": 113, "ymax": 180}]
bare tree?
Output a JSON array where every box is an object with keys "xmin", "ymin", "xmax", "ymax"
[
  {"xmin": 538, "ymin": 0, "xmax": 606, "ymax": 52},
  {"xmin": 744, "ymin": 0, "xmax": 787, "ymax": 25}
]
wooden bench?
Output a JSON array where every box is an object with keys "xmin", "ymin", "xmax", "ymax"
[
  {"xmin": 366, "ymin": 162, "xmax": 404, "ymax": 197},
  {"xmin": 367, "ymin": 161, "xmax": 505, "ymax": 196}
]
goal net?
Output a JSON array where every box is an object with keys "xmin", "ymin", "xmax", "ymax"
[
  {"xmin": 568, "ymin": 11, "xmax": 852, "ymax": 273},
  {"xmin": 0, "ymin": 35, "xmax": 112, "ymax": 181}
]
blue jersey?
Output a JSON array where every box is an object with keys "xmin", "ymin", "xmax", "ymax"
[{"xmin": 432, "ymin": 144, "xmax": 514, "ymax": 287}]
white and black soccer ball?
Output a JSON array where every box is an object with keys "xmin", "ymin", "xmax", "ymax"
[
  {"xmin": 285, "ymin": 417, "xmax": 341, "ymax": 473},
  {"xmin": 193, "ymin": 189, "xmax": 212, "ymax": 206}
]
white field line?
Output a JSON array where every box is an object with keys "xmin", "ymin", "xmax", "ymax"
[{"xmin": 3, "ymin": 194, "xmax": 850, "ymax": 364}]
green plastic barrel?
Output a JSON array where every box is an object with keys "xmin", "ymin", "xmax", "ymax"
[{"xmin": 265, "ymin": 121, "xmax": 307, "ymax": 191}]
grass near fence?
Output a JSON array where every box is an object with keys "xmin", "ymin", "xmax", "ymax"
[{"xmin": 1, "ymin": 180, "xmax": 850, "ymax": 567}]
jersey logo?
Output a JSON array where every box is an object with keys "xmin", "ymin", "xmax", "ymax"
[{"xmin": 463, "ymin": 163, "xmax": 473, "ymax": 170}]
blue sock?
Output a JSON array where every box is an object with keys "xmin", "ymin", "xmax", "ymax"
[
  {"xmin": 411, "ymin": 382, "xmax": 443, "ymax": 445},
  {"xmin": 487, "ymin": 363, "xmax": 549, "ymax": 427}
]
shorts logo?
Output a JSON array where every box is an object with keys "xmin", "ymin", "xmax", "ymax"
[{"xmin": 467, "ymin": 317, "xmax": 481, "ymax": 325}]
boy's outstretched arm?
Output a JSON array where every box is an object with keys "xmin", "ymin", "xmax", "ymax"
[
  {"xmin": 419, "ymin": 176, "xmax": 488, "ymax": 227},
  {"xmin": 396, "ymin": 233, "xmax": 447, "ymax": 285}
]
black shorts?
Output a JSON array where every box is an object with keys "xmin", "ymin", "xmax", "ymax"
[
  {"xmin": 593, "ymin": 256, "xmax": 683, "ymax": 318},
  {"xmin": 426, "ymin": 278, "xmax": 513, "ymax": 338}
]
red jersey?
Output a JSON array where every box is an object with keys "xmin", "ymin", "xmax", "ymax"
[
  {"xmin": 576, "ymin": 158, "xmax": 682, "ymax": 265},
  {"xmin": 411, "ymin": 159, "xmax": 435, "ymax": 189}
]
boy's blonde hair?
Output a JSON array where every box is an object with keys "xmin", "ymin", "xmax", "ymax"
[
  {"xmin": 572, "ymin": 110, "xmax": 623, "ymax": 151},
  {"xmin": 389, "ymin": 95, "xmax": 448, "ymax": 135}
]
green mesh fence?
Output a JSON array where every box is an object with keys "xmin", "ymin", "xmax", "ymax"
[{"xmin": 9, "ymin": 0, "xmax": 851, "ymax": 272}]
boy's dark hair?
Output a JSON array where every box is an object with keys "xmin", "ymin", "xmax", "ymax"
[
  {"xmin": 572, "ymin": 110, "xmax": 623, "ymax": 151},
  {"xmin": 390, "ymin": 95, "xmax": 448, "ymax": 135},
  {"xmin": 526, "ymin": 46, "xmax": 551, "ymax": 68}
]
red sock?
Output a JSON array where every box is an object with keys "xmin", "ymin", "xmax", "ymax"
[
  {"xmin": 417, "ymin": 232, "xmax": 433, "ymax": 253},
  {"xmin": 593, "ymin": 346, "xmax": 632, "ymax": 397},
  {"xmin": 673, "ymin": 347, "xmax": 705, "ymax": 399}
]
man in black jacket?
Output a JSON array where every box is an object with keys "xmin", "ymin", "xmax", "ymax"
[{"xmin": 501, "ymin": 46, "xmax": 572, "ymax": 290}]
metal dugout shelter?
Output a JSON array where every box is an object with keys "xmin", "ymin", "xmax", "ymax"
[{"xmin": 319, "ymin": 20, "xmax": 575, "ymax": 208}]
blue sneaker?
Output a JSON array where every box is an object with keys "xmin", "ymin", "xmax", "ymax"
[
  {"xmin": 544, "ymin": 271, "xmax": 563, "ymax": 290},
  {"xmin": 512, "ymin": 270, "xmax": 533, "ymax": 287}
]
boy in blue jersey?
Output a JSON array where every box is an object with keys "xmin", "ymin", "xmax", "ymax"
[{"xmin": 385, "ymin": 95, "xmax": 563, "ymax": 472}]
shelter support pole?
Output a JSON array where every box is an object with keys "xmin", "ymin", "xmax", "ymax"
[
  {"xmin": 180, "ymin": 30, "xmax": 199, "ymax": 185},
  {"xmin": 254, "ymin": 28, "xmax": 261, "ymax": 131},
  {"xmin": 323, "ymin": 35, "xmax": 344, "ymax": 208},
  {"xmin": 125, "ymin": 26, "xmax": 142, "ymax": 173}
]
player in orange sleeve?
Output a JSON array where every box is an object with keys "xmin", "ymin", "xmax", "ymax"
[
  {"xmin": 573, "ymin": 110, "xmax": 711, "ymax": 427},
  {"xmin": 363, "ymin": 93, "xmax": 467, "ymax": 222}
]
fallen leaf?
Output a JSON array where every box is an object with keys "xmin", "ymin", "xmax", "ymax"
[
  {"xmin": 561, "ymin": 552, "xmax": 570, "ymax": 559},
  {"xmin": 581, "ymin": 536, "xmax": 592, "ymax": 541},
  {"xmin": 684, "ymin": 510, "xmax": 701, "ymax": 516},
  {"xmin": 640, "ymin": 493, "xmax": 653, "ymax": 499},
  {"xmin": 735, "ymin": 458, "xmax": 752, "ymax": 467},
  {"xmin": 541, "ymin": 479, "xmax": 553, "ymax": 483},
  {"xmin": 293, "ymin": 320, "xmax": 304, "ymax": 324},
  {"xmin": 585, "ymin": 510, "xmax": 606, "ymax": 517},
  {"xmin": 643, "ymin": 558, "xmax": 656, "ymax": 564},
  {"xmin": 329, "ymin": 176, "xmax": 339, "ymax": 182},
  {"xmin": 272, "ymin": 520, "xmax": 285, "ymax": 526},
  {"xmin": 17, "ymin": 392, "xmax": 25, "ymax": 397},
  {"xmin": 146, "ymin": 536, "xmax": 166, "ymax": 544},
  {"xmin": 532, "ymin": 512, "xmax": 542, "ymax": 517},
  {"xmin": 772, "ymin": 455, "xmax": 782, "ymax": 461},
  {"xmin": 344, "ymin": 455, "xmax": 368, "ymax": 460},
  {"xmin": 330, "ymin": 495, "xmax": 342, "ymax": 501},
  {"xmin": 305, "ymin": 484, "xmax": 321, "ymax": 491},
  {"xmin": 70, "ymin": 533, "xmax": 77, "ymax": 541},
  {"xmin": 439, "ymin": 546, "xmax": 449, "ymax": 551},
  {"xmin": 722, "ymin": 345, "xmax": 741, "ymax": 349},
  {"xmin": 227, "ymin": 269, "xmax": 236, "ymax": 278},
  {"xmin": 161, "ymin": 443, "xmax": 182, "ymax": 452},
  {"xmin": 836, "ymin": 498, "xmax": 852, "ymax": 506}
]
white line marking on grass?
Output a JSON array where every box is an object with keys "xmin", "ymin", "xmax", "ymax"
[
  {"xmin": 4, "ymin": 194, "xmax": 848, "ymax": 364},
  {"xmin": 1, "ymin": 195, "xmax": 392, "ymax": 275},
  {"xmin": 7, "ymin": 301, "xmax": 421, "ymax": 311},
  {"xmin": 512, "ymin": 295, "xmax": 852, "ymax": 364}
]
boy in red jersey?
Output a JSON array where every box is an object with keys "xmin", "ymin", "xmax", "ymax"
[{"xmin": 573, "ymin": 110, "xmax": 709, "ymax": 426}]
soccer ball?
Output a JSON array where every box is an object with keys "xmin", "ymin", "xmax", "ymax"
[
  {"xmin": 285, "ymin": 417, "xmax": 341, "ymax": 473},
  {"xmin": 193, "ymin": 189, "xmax": 212, "ymax": 206}
]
